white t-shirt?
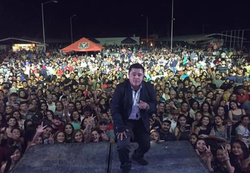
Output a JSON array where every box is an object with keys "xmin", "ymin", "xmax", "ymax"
[
  {"xmin": 47, "ymin": 102, "xmax": 56, "ymax": 112},
  {"xmin": 236, "ymin": 125, "xmax": 250, "ymax": 147}
]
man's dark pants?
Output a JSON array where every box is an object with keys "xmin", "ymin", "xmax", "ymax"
[{"xmin": 116, "ymin": 119, "xmax": 150, "ymax": 169}]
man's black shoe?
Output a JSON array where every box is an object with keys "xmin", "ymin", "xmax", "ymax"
[
  {"xmin": 132, "ymin": 154, "xmax": 148, "ymax": 165},
  {"xmin": 122, "ymin": 169, "xmax": 131, "ymax": 173},
  {"xmin": 120, "ymin": 162, "xmax": 131, "ymax": 173}
]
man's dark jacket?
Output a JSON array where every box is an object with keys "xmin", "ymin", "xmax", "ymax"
[{"xmin": 111, "ymin": 79, "xmax": 157, "ymax": 133}]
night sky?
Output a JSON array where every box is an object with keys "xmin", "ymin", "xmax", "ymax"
[{"xmin": 0, "ymin": 0, "xmax": 249, "ymax": 40}]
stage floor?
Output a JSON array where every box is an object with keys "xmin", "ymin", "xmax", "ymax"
[
  {"xmin": 12, "ymin": 141, "xmax": 209, "ymax": 173},
  {"xmin": 110, "ymin": 141, "xmax": 210, "ymax": 173},
  {"xmin": 11, "ymin": 142, "xmax": 110, "ymax": 173}
]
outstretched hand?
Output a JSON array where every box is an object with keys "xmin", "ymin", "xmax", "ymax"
[
  {"xmin": 205, "ymin": 145, "xmax": 213, "ymax": 159},
  {"xmin": 37, "ymin": 122, "xmax": 47, "ymax": 134},
  {"xmin": 48, "ymin": 134, "xmax": 54, "ymax": 144},
  {"xmin": 101, "ymin": 131, "xmax": 109, "ymax": 141},
  {"xmin": 116, "ymin": 129, "xmax": 129, "ymax": 141},
  {"xmin": 87, "ymin": 114, "xmax": 96, "ymax": 126},
  {"xmin": 221, "ymin": 146, "xmax": 230, "ymax": 162}
]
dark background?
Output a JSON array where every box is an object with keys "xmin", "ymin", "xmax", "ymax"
[{"xmin": 0, "ymin": 0, "xmax": 249, "ymax": 40}]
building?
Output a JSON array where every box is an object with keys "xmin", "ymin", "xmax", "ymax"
[{"xmin": 93, "ymin": 37, "xmax": 140, "ymax": 46}]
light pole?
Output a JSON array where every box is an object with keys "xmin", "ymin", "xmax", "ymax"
[
  {"xmin": 41, "ymin": 0, "xmax": 58, "ymax": 52},
  {"xmin": 146, "ymin": 16, "xmax": 148, "ymax": 50},
  {"xmin": 141, "ymin": 15, "xmax": 148, "ymax": 50},
  {"xmin": 170, "ymin": 0, "xmax": 174, "ymax": 52},
  {"xmin": 70, "ymin": 14, "xmax": 76, "ymax": 43}
]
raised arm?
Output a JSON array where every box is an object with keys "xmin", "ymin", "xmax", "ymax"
[
  {"xmin": 63, "ymin": 101, "xmax": 71, "ymax": 123},
  {"xmin": 26, "ymin": 122, "xmax": 47, "ymax": 152}
]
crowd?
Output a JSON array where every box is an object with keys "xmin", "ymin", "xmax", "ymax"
[{"xmin": 0, "ymin": 45, "xmax": 250, "ymax": 173}]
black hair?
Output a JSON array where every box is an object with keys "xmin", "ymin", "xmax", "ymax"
[
  {"xmin": 190, "ymin": 133, "xmax": 198, "ymax": 139},
  {"xmin": 60, "ymin": 96, "xmax": 68, "ymax": 101},
  {"xmin": 55, "ymin": 101, "xmax": 64, "ymax": 111},
  {"xmin": 128, "ymin": 63, "xmax": 144, "ymax": 73},
  {"xmin": 75, "ymin": 100, "xmax": 83, "ymax": 111},
  {"xmin": 46, "ymin": 110, "xmax": 54, "ymax": 119},
  {"xmin": 240, "ymin": 115, "xmax": 249, "ymax": 121},
  {"xmin": 40, "ymin": 101, "xmax": 48, "ymax": 110},
  {"xmin": 191, "ymin": 100, "xmax": 200, "ymax": 110},
  {"xmin": 72, "ymin": 130, "xmax": 84, "ymax": 143},
  {"xmin": 4, "ymin": 146, "xmax": 21, "ymax": 173},
  {"xmin": 176, "ymin": 114, "xmax": 187, "ymax": 127},
  {"xmin": 229, "ymin": 100, "xmax": 239, "ymax": 110},
  {"xmin": 194, "ymin": 138, "xmax": 207, "ymax": 150},
  {"xmin": 30, "ymin": 98, "xmax": 41, "ymax": 111},
  {"xmin": 54, "ymin": 130, "xmax": 66, "ymax": 144},
  {"xmin": 12, "ymin": 110, "xmax": 22, "ymax": 120},
  {"xmin": 10, "ymin": 127, "xmax": 21, "ymax": 133},
  {"xmin": 7, "ymin": 116, "xmax": 19, "ymax": 128},
  {"xmin": 200, "ymin": 101, "xmax": 213, "ymax": 115},
  {"xmin": 231, "ymin": 140, "xmax": 249, "ymax": 159},
  {"xmin": 213, "ymin": 115, "xmax": 224, "ymax": 131},
  {"xmin": 64, "ymin": 123, "xmax": 74, "ymax": 135},
  {"xmin": 70, "ymin": 111, "xmax": 81, "ymax": 122},
  {"xmin": 197, "ymin": 115, "xmax": 212, "ymax": 131},
  {"xmin": 91, "ymin": 128, "xmax": 103, "ymax": 142}
]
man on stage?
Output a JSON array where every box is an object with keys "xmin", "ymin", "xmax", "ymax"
[{"xmin": 111, "ymin": 63, "xmax": 157, "ymax": 173}]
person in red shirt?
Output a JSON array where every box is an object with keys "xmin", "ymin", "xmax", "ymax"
[{"xmin": 237, "ymin": 86, "xmax": 249, "ymax": 104}]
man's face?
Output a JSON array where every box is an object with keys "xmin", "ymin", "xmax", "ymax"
[
  {"xmin": 23, "ymin": 82, "xmax": 27, "ymax": 87},
  {"xmin": 99, "ymin": 123, "xmax": 108, "ymax": 131},
  {"xmin": 68, "ymin": 103, "xmax": 75, "ymax": 112},
  {"xmin": 187, "ymin": 92, "xmax": 192, "ymax": 98},
  {"xmin": 20, "ymin": 104, "xmax": 27, "ymax": 111},
  {"xmin": 61, "ymin": 77, "xmax": 65, "ymax": 82},
  {"xmin": 201, "ymin": 81, "xmax": 206, "ymax": 88},
  {"xmin": 64, "ymin": 90, "xmax": 70, "ymax": 96},
  {"xmin": 171, "ymin": 80, "xmax": 175, "ymax": 85},
  {"xmin": 47, "ymin": 97, "xmax": 53, "ymax": 104},
  {"xmin": 53, "ymin": 119, "xmax": 62, "ymax": 126},
  {"xmin": 10, "ymin": 95, "xmax": 17, "ymax": 101},
  {"xmin": 161, "ymin": 122, "xmax": 170, "ymax": 132},
  {"xmin": 158, "ymin": 103, "xmax": 165, "ymax": 113},
  {"xmin": 129, "ymin": 68, "xmax": 144, "ymax": 88},
  {"xmin": 197, "ymin": 92, "xmax": 204, "ymax": 99},
  {"xmin": 170, "ymin": 93, "xmax": 176, "ymax": 99},
  {"xmin": 172, "ymin": 113, "xmax": 179, "ymax": 122},
  {"xmin": 238, "ymin": 88, "xmax": 244, "ymax": 94},
  {"xmin": 70, "ymin": 74, "xmax": 75, "ymax": 79}
]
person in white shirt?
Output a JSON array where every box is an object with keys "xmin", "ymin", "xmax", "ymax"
[
  {"xmin": 236, "ymin": 115, "xmax": 250, "ymax": 148},
  {"xmin": 163, "ymin": 109, "xmax": 179, "ymax": 133},
  {"xmin": 47, "ymin": 94, "xmax": 56, "ymax": 112}
]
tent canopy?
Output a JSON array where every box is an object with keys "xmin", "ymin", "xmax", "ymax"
[
  {"xmin": 121, "ymin": 37, "xmax": 137, "ymax": 44},
  {"xmin": 62, "ymin": 37, "xmax": 103, "ymax": 53}
]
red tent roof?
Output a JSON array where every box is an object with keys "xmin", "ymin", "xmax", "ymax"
[{"xmin": 62, "ymin": 37, "xmax": 103, "ymax": 53}]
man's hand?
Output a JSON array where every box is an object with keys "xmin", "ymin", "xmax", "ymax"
[
  {"xmin": 36, "ymin": 122, "xmax": 47, "ymax": 134},
  {"xmin": 116, "ymin": 129, "xmax": 129, "ymax": 141},
  {"xmin": 138, "ymin": 100, "xmax": 149, "ymax": 110},
  {"xmin": 180, "ymin": 126, "xmax": 185, "ymax": 132},
  {"xmin": 101, "ymin": 131, "xmax": 109, "ymax": 141}
]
